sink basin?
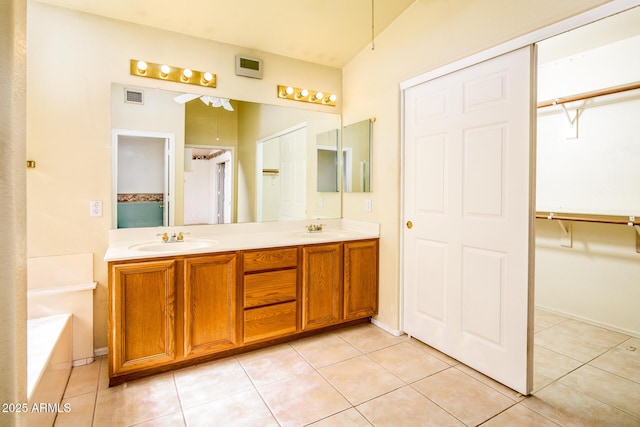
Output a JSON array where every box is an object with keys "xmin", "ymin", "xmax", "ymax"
[{"xmin": 129, "ymin": 239, "xmax": 220, "ymax": 252}]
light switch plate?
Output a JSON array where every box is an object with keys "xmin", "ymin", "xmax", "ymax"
[{"xmin": 365, "ymin": 199, "xmax": 372, "ymax": 212}]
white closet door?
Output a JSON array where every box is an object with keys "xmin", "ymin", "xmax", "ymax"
[{"xmin": 403, "ymin": 46, "xmax": 536, "ymax": 395}]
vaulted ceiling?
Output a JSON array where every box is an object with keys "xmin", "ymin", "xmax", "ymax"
[{"xmin": 34, "ymin": 0, "xmax": 416, "ymax": 68}]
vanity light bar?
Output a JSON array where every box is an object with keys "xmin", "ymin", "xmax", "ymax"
[
  {"xmin": 277, "ymin": 85, "xmax": 337, "ymax": 107},
  {"xmin": 130, "ymin": 60, "xmax": 216, "ymax": 88}
]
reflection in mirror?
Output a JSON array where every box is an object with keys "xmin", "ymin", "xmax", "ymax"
[
  {"xmin": 316, "ymin": 129, "xmax": 340, "ymax": 192},
  {"xmin": 111, "ymin": 83, "xmax": 342, "ymax": 228},
  {"xmin": 342, "ymin": 119, "xmax": 372, "ymax": 192}
]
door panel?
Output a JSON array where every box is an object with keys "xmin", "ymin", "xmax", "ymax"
[
  {"xmin": 280, "ymin": 127, "xmax": 307, "ymax": 220},
  {"xmin": 403, "ymin": 46, "xmax": 535, "ymax": 395}
]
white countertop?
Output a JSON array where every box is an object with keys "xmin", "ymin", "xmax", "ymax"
[{"xmin": 104, "ymin": 219, "xmax": 380, "ymax": 262}]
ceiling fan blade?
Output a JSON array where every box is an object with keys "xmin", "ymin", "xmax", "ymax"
[
  {"xmin": 221, "ymin": 98, "xmax": 234, "ymax": 111},
  {"xmin": 173, "ymin": 93, "xmax": 201, "ymax": 104}
]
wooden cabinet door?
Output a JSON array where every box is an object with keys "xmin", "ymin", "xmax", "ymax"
[
  {"xmin": 302, "ymin": 243, "xmax": 342, "ymax": 330},
  {"xmin": 344, "ymin": 240, "xmax": 379, "ymax": 320},
  {"xmin": 183, "ymin": 253, "xmax": 239, "ymax": 358},
  {"xmin": 110, "ymin": 259, "xmax": 177, "ymax": 374}
]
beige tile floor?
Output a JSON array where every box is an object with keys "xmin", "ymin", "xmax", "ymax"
[{"xmin": 54, "ymin": 309, "xmax": 640, "ymax": 426}]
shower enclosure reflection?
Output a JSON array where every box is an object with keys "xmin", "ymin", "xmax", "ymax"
[{"xmin": 342, "ymin": 118, "xmax": 373, "ymax": 192}]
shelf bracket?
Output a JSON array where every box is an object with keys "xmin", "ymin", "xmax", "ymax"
[
  {"xmin": 558, "ymin": 220, "xmax": 573, "ymax": 248},
  {"xmin": 560, "ymin": 103, "xmax": 583, "ymax": 139},
  {"xmin": 628, "ymin": 216, "xmax": 640, "ymax": 253},
  {"xmin": 548, "ymin": 213, "xmax": 572, "ymax": 247}
]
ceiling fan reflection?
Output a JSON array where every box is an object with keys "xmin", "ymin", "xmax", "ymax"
[{"xmin": 173, "ymin": 93, "xmax": 234, "ymax": 111}]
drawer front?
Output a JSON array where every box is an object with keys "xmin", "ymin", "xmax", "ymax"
[
  {"xmin": 244, "ymin": 301, "xmax": 297, "ymax": 343},
  {"xmin": 244, "ymin": 269, "xmax": 297, "ymax": 308},
  {"xmin": 243, "ymin": 248, "xmax": 298, "ymax": 272}
]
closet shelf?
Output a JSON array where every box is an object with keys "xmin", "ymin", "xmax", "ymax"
[
  {"xmin": 536, "ymin": 211, "xmax": 638, "ymax": 226},
  {"xmin": 537, "ymin": 81, "xmax": 640, "ymax": 109},
  {"xmin": 536, "ymin": 212, "xmax": 640, "ymax": 253}
]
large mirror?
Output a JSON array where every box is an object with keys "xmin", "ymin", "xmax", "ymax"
[
  {"xmin": 111, "ymin": 83, "xmax": 342, "ymax": 228},
  {"xmin": 342, "ymin": 118, "xmax": 372, "ymax": 192}
]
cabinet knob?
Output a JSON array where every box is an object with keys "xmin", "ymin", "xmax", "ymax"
[{"xmin": 406, "ymin": 221, "xmax": 413, "ymax": 229}]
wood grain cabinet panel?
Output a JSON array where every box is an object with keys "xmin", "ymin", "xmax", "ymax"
[
  {"xmin": 302, "ymin": 243, "xmax": 342, "ymax": 330},
  {"xmin": 243, "ymin": 247, "xmax": 298, "ymax": 272},
  {"xmin": 344, "ymin": 240, "xmax": 379, "ymax": 320},
  {"xmin": 109, "ymin": 239, "xmax": 378, "ymax": 385},
  {"xmin": 242, "ymin": 247, "xmax": 299, "ymax": 344},
  {"xmin": 183, "ymin": 253, "xmax": 239, "ymax": 358},
  {"xmin": 244, "ymin": 269, "xmax": 297, "ymax": 308},
  {"xmin": 244, "ymin": 301, "xmax": 297, "ymax": 343},
  {"xmin": 110, "ymin": 259, "xmax": 177, "ymax": 375}
]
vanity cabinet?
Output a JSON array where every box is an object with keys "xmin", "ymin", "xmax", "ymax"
[
  {"xmin": 242, "ymin": 248, "xmax": 298, "ymax": 343},
  {"xmin": 108, "ymin": 238, "xmax": 378, "ymax": 385},
  {"xmin": 108, "ymin": 252, "xmax": 240, "ymax": 382},
  {"xmin": 109, "ymin": 259, "xmax": 178, "ymax": 375},
  {"xmin": 302, "ymin": 243, "xmax": 342, "ymax": 330},
  {"xmin": 344, "ymin": 240, "xmax": 379, "ymax": 320},
  {"xmin": 183, "ymin": 254, "xmax": 239, "ymax": 358}
]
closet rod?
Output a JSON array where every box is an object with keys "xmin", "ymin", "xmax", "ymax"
[
  {"xmin": 535, "ymin": 212, "xmax": 639, "ymax": 226},
  {"xmin": 537, "ymin": 81, "xmax": 640, "ymax": 109}
]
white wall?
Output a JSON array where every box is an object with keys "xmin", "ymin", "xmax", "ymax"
[
  {"xmin": 536, "ymin": 220, "xmax": 640, "ymax": 335},
  {"xmin": 341, "ymin": 0, "xmax": 613, "ymax": 331},
  {"xmin": 26, "ymin": 2, "xmax": 341, "ymax": 350}
]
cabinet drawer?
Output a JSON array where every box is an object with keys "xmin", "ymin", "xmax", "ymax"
[
  {"xmin": 244, "ymin": 269, "xmax": 297, "ymax": 308},
  {"xmin": 244, "ymin": 301, "xmax": 297, "ymax": 343},
  {"xmin": 243, "ymin": 248, "xmax": 298, "ymax": 272}
]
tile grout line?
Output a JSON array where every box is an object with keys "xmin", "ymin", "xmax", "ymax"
[
  {"xmin": 236, "ymin": 351, "xmax": 285, "ymax": 426},
  {"xmin": 169, "ymin": 371, "xmax": 188, "ymax": 427}
]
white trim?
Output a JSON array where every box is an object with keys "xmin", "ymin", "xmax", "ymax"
[
  {"xmin": 371, "ymin": 318, "xmax": 404, "ymax": 337},
  {"xmin": 72, "ymin": 357, "xmax": 95, "ymax": 367},
  {"xmin": 94, "ymin": 347, "xmax": 108, "ymax": 357},
  {"xmin": 256, "ymin": 122, "xmax": 308, "ymax": 145},
  {"xmin": 111, "ymin": 128, "xmax": 176, "ymax": 228},
  {"xmin": 398, "ymin": 0, "xmax": 640, "ymax": 335},
  {"xmin": 27, "ymin": 281, "xmax": 96, "ymax": 297},
  {"xmin": 400, "ymin": 0, "xmax": 640, "ymax": 91},
  {"xmin": 536, "ymin": 304, "xmax": 640, "ymax": 338}
]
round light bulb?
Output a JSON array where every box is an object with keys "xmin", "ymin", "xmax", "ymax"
[
  {"xmin": 315, "ymin": 92, "xmax": 324, "ymax": 100},
  {"xmin": 203, "ymin": 72, "xmax": 213, "ymax": 82},
  {"xmin": 329, "ymin": 94, "xmax": 337, "ymax": 102},
  {"xmin": 285, "ymin": 86, "xmax": 294, "ymax": 95},
  {"xmin": 182, "ymin": 68, "xmax": 193, "ymax": 79},
  {"xmin": 300, "ymin": 89, "xmax": 309, "ymax": 97},
  {"xmin": 136, "ymin": 61, "xmax": 148, "ymax": 72},
  {"xmin": 160, "ymin": 64, "xmax": 171, "ymax": 75}
]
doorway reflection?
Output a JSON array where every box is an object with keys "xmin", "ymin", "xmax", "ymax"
[{"xmin": 184, "ymin": 147, "xmax": 233, "ymax": 225}]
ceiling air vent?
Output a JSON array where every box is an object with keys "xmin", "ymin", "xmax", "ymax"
[{"xmin": 124, "ymin": 88, "xmax": 144, "ymax": 105}]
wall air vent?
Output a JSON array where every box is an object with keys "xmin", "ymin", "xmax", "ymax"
[
  {"xmin": 124, "ymin": 88, "xmax": 144, "ymax": 105},
  {"xmin": 235, "ymin": 55, "xmax": 263, "ymax": 79}
]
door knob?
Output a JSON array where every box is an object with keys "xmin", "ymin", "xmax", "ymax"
[{"xmin": 406, "ymin": 220, "xmax": 413, "ymax": 229}]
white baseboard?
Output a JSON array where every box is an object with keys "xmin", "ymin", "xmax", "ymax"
[
  {"xmin": 535, "ymin": 305, "xmax": 640, "ymax": 338},
  {"xmin": 72, "ymin": 357, "xmax": 95, "ymax": 367},
  {"xmin": 371, "ymin": 318, "xmax": 404, "ymax": 336},
  {"xmin": 94, "ymin": 347, "xmax": 108, "ymax": 357}
]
